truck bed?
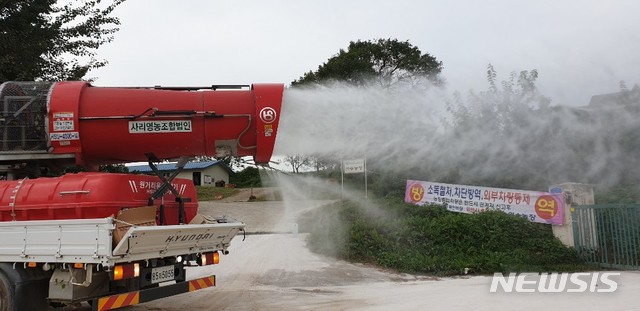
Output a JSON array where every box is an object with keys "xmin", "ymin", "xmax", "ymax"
[{"xmin": 0, "ymin": 217, "xmax": 244, "ymax": 267}]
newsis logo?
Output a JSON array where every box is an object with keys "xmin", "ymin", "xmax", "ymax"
[{"xmin": 490, "ymin": 272, "xmax": 621, "ymax": 293}]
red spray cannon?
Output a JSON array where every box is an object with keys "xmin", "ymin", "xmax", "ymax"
[{"xmin": 0, "ymin": 81, "xmax": 284, "ymax": 170}]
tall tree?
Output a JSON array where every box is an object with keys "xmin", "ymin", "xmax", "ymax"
[
  {"xmin": 292, "ymin": 38, "xmax": 443, "ymax": 89},
  {"xmin": 283, "ymin": 154, "xmax": 311, "ymax": 173},
  {"xmin": 446, "ymin": 64, "xmax": 550, "ymax": 138},
  {"xmin": 0, "ymin": 0, "xmax": 125, "ymax": 83}
]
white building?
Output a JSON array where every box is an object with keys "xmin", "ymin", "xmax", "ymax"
[{"xmin": 127, "ymin": 160, "xmax": 232, "ymax": 187}]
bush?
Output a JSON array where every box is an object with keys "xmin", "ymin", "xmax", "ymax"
[
  {"xmin": 306, "ymin": 194, "xmax": 589, "ymax": 275},
  {"xmin": 595, "ymin": 183, "xmax": 640, "ymax": 203},
  {"xmin": 230, "ymin": 167, "xmax": 262, "ymax": 188}
]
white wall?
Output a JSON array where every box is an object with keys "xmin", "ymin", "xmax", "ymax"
[{"xmin": 175, "ymin": 166, "xmax": 229, "ymax": 187}]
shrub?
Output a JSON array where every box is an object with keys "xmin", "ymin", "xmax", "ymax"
[{"xmin": 306, "ymin": 194, "xmax": 589, "ymax": 275}]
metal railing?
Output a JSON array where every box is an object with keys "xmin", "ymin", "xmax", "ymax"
[{"xmin": 573, "ymin": 204, "xmax": 640, "ymax": 269}]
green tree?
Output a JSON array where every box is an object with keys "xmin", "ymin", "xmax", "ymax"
[
  {"xmin": 446, "ymin": 64, "xmax": 550, "ymax": 138},
  {"xmin": 0, "ymin": 0, "xmax": 126, "ymax": 83},
  {"xmin": 443, "ymin": 65, "xmax": 566, "ymax": 189},
  {"xmin": 292, "ymin": 38, "xmax": 443, "ymax": 89},
  {"xmin": 230, "ymin": 166, "xmax": 262, "ymax": 188}
]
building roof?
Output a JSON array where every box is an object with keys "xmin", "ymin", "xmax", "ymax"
[
  {"xmin": 127, "ymin": 160, "xmax": 232, "ymax": 174},
  {"xmin": 589, "ymin": 87, "xmax": 640, "ymax": 108}
]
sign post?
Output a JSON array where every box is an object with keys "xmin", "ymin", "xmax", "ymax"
[{"xmin": 342, "ymin": 158, "xmax": 367, "ymax": 199}]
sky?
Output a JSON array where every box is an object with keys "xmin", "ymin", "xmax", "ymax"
[{"xmin": 89, "ymin": 0, "xmax": 640, "ymax": 107}]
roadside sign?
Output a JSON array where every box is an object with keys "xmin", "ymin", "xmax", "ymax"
[
  {"xmin": 341, "ymin": 158, "xmax": 368, "ymax": 199},
  {"xmin": 343, "ymin": 159, "xmax": 365, "ymax": 174}
]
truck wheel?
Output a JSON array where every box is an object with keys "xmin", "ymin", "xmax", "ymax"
[
  {"xmin": 0, "ymin": 264, "xmax": 49, "ymax": 311},
  {"xmin": 0, "ymin": 272, "xmax": 14, "ymax": 311}
]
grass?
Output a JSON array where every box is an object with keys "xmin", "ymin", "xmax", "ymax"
[
  {"xmin": 196, "ymin": 186, "xmax": 240, "ymax": 201},
  {"xmin": 304, "ymin": 193, "xmax": 592, "ymax": 276}
]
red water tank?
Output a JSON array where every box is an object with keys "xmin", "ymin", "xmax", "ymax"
[{"xmin": 0, "ymin": 173, "xmax": 197, "ymax": 224}]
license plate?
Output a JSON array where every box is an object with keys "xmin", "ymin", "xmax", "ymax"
[{"xmin": 151, "ymin": 265, "xmax": 175, "ymax": 284}]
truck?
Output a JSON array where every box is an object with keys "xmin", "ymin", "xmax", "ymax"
[{"xmin": 0, "ymin": 81, "xmax": 285, "ymax": 310}]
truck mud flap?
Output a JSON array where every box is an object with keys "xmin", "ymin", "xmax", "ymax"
[
  {"xmin": 92, "ymin": 275, "xmax": 215, "ymax": 311},
  {"xmin": 112, "ymin": 221, "xmax": 245, "ymax": 259}
]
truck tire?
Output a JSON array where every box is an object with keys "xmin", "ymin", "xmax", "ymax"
[
  {"xmin": 0, "ymin": 264, "xmax": 50, "ymax": 311},
  {"xmin": 0, "ymin": 271, "xmax": 15, "ymax": 311}
]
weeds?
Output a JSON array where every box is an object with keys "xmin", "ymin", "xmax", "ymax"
[
  {"xmin": 196, "ymin": 186, "xmax": 239, "ymax": 201},
  {"xmin": 306, "ymin": 194, "xmax": 590, "ymax": 275}
]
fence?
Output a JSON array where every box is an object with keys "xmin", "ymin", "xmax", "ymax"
[{"xmin": 573, "ymin": 204, "xmax": 640, "ymax": 269}]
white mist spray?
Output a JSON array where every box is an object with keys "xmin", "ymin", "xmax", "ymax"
[
  {"xmin": 262, "ymin": 80, "xmax": 639, "ymax": 264},
  {"xmin": 274, "ymin": 82, "xmax": 639, "ymax": 191},
  {"xmin": 275, "ymin": 84, "xmax": 446, "ymax": 166}
]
